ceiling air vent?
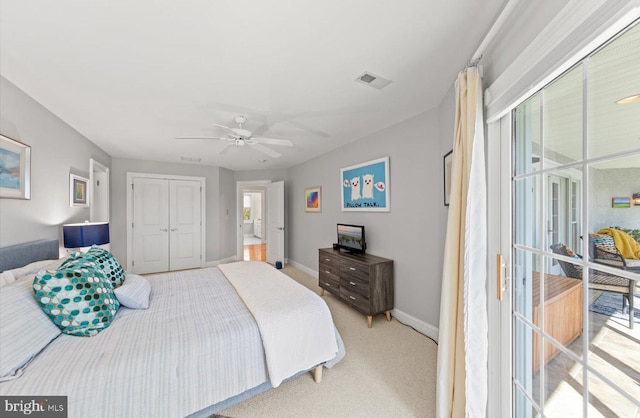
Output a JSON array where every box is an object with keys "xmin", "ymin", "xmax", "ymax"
[
  {"xmin": 181, "ymin": 156, "xmax": 202, "ymax": 163},
  {"xmin": 355, "ymin": 71, "xmax": 392, "ymax": 90}
]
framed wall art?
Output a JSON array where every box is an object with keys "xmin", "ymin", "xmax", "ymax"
[
  {"xmin": 340, "ymin": 156, "xmax": 389, "ymax": 212},
  {"xmin": 0, "ymin": 135, "xmax": 31, "ymax": 199},
  {"xmin": 304, "ymin": 186, "xmax": 321, "ymax": 213},
  {"xmin": 70, "ymin": 174, "xmax": 89, "ymax": 207},
  {"xmin": 443, "ymin": 150, "xmax": 453, "ymax": 206},
  {"xmin": 611, "ymin": 197, "xmax": 631, "ymax": 208}
]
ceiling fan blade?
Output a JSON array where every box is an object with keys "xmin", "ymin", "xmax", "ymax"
[
  {"xmin": 218, "ymin": 142, "xmax": 235, "ymax": 155},
  {"xmin": 212, "ymin": 124, "xmax": 237, "ymax": 133},
  {"xmin": 249, "ymin": 143, "xmax": 281, "ymax": 158},
  {"xmin": 175, "ymin": 136, "xmax": 228, "ymax": 140},
  {"xmin": 251, "ymin": 137, "xmax": 293, "ymax": 147}
]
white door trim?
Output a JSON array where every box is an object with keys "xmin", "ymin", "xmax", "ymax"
[
  {"xmin": 89, "ymin": 158, "xmax": 110, "ymax": 223},
  {"xmin": 126, "ymin": 172, "xmax": 206, "ymax": 272},
  {"xmin": 487, "ymin": 116, "xmax": 513, "ymax": 418},
  {"xmin": 485, "ymin": 0, "xmax": 640, "ymax": 123}
]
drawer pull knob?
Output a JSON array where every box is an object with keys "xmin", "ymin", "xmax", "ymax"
[
  {"xmin": 325, "ymin": 283, "xmax": 331, "ymax": 287},
  {"xmin": 349, "ymin": 267, "xmax": 356, "ymax": 271},
  {"xmin": 349, "ymin": 296, "xmax": 356, "ymax": 301},
  {"xmin": 325, "ymin": 271, "xmax": 331, "ymax": 274},
  {"xmin": 325, "ymin": 258, "xmax": 331, "ymax": 262},
  {"xmin": 349, "ymin": 281, "xmax": 356, "ymax": 286}
]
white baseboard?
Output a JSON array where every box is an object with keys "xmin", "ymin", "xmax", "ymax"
[
  {"xmin": 391, "ymin": 309, "xmax": 439, "ymax": 342},
  {"xmin": 287, "ymin": 259, "xmax": 318, "ymax": 279},
  {"xmin": 287, "ymin": 259, "xmax": 438, "ymax": 342},
  {"xmin": 204, "ymin": 255, "xmax": 238, "ymax": 268}
]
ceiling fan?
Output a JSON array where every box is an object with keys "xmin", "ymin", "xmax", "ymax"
[{"xmin": 176, "ymin": 115, "xmax": 293, "ymax": 158}]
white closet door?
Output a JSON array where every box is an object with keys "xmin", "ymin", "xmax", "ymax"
[
  {"xmin": 132, "ymin": 177, "xmax": 169, "ymax": 274},
  {"xmin": 169, "ymin": 179, "xmax": 202, "ymax": 271}
]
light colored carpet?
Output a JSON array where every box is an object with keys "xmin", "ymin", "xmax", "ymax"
[{"xmin": 220, "ymin": 265, "xmax": 438, "ymax": 418}]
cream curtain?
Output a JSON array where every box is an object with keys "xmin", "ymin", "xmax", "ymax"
[{"xmin": 436, "ymin": 67, "xmax": 488, "ymax": 418}]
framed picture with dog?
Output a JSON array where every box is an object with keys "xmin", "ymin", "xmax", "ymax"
[{"xmin": 340, "ymin": 157, "xmax": 389, "ymax": 212}]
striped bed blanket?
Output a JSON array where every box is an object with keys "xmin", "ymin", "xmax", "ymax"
[{"xmin": 0, "ymin": 264, "xmax": 343, "ymax": 418}]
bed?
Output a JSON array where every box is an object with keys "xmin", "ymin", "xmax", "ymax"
[{"xmin": 0, "ymin": 240, "xmax": 344, "ymax": 418}]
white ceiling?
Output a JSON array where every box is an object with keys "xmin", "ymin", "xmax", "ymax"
[{"xmin": 1, "ymin": 0, "xmax": 506, "ymax": 171}]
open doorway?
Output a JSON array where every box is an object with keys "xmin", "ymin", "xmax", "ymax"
[
  {"xmin": 242, "ymin": 190, "xmax": 265, "ymax": 261},
  {"xmin": 90, "ymin": 158, "xmax": 110, "ymax": 223}
]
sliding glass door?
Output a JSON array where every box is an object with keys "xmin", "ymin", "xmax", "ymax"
[{"xmin": 509, "ymin": 19, "xmax": 640, "ymax": 418}]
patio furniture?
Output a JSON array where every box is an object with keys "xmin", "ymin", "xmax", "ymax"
[
  {"xmin": 589, "ymin": 233, "xmax": 640, "ymax": 273},
  {"xmin": 550, "ymin": 243, "xmax": 636, "ymax": 329}
]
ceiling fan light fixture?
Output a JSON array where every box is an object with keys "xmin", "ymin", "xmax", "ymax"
[{"xmin": 615, "ymin": 94, "xmax": 640, "ymax": 104}]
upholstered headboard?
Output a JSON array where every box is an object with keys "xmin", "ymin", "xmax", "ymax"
[{"xmin": 0, "ymin": 239, "xmax": 59, "ymax": 272}]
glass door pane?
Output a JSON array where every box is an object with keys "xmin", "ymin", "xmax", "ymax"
[{"xmin": 510, "ymin": 19, "xmax": 640, "ymax": 418}]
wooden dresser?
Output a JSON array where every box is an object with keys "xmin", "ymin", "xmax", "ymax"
[{"xmin": 318, "ymin": 248, "xmax": 393, "ymax": 328}]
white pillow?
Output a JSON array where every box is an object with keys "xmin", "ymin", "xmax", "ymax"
[
  {"xmin": 0, "ymin": 270, "xmax": 15, "ymax": 287},
  {"xmin": 0, "ymin": 278, "xmax": 62, "ymax": 381},
  {"xmin": 114, "ymin": 274, "xmax": 151, "ymax": 309},
  {"xmin": 9, "ymin": 258, "xmax": 65, "ymax": 280}
]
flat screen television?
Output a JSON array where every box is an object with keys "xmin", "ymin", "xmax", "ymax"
[{"xmin": 336, "ymin": 223, "xmax": 366, "ymax": 254}]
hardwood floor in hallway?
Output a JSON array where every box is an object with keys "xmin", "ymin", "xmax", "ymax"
[{"xmin": 243, "ymin": 243, "xmax": 266, "ymax": 261}]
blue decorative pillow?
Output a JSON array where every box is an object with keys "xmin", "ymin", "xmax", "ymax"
[
  {"xmin": 64, "ymin": 247, "xmax": 125, "ymax": 288},
  {"xmin": 590, "ymin": 234, "xmax": 618, "ymax": 259},
  {"xmin": 33, "ymin": 265, "xmax": 119, "ymax": 337}
]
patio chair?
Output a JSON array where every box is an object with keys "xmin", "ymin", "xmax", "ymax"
[
  {"xmin": 588, "ymin": 233, "xmax": 640, "ymax": 273},
  {"xmin": 550, "ymin": 243, "xmax": 636, "ymax": 329}
]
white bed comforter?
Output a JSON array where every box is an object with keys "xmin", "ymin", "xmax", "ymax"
[{"xmin": 218, "ymin": 261, "xmax": 339, "ymax": 387}]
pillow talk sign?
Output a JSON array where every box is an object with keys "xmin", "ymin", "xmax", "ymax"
[
  {"xmin": 1, "ymin": 396, "xmax": 67, "ymax": 417},
  {"xmin": 340, "ymin": 157, "xmax": 390, "ymax": 212}
]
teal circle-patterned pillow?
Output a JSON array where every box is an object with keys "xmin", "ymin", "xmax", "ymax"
[
  {"xmin": 64, "ymin": 247, "xmax": 125, "ymax": 288},
  {"xmin": 87, "ymin": 246, "xmax": 125, "ymax": 288},
  {"xmin": 33, "ymin": 266, "xmax": 120, "ymax": 337}
]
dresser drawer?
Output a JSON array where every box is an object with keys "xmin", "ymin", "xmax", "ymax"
[
  {"xmin": 319, "ymin": 260, "xmax": 339, "ymax": 276},
  {"xmin": 341, "ymin": 274, "xmax": 369, "ymax": 298},
  {"xmin": 319, "ymin": 276, "xmax": 340, "ymax": 294},
  {"xmin": 340, "ymin": 287, "xmax": 370, "ymax": 313},
  {"xmin": 339, "ymin": 260, "xmax": 369, "ymax": 283}
]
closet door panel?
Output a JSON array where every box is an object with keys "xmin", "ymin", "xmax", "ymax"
[
  {"xmin": 132, "ymin": 178, "xmax": 169, "ymax": 274},
  {"xmin": 169, "ymin": 180, "xmax": 202, "ymax": 271}
]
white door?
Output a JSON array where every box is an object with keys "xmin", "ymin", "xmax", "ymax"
[
  {"xmin": 132, "ymin": 177, "xmax": 170, "ymax": 274},
  {"xmin": 169, "ymin": 180, "xmax": 202, "ymax": 271},
  {"xmin": 266, "ymin": 181, "xmax": 285, "ymax": 265}
]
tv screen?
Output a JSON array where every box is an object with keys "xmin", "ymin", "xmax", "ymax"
[{"xmin": 337, "ymin": 223, "xmax": 366, "ymax": 254}]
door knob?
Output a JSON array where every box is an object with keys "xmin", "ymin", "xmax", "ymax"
[
  {"xmin": 277, "ymin": 227, "xmax": 285, "ymax": 231},
  {"xmin": 160, "ymin": 228, "xmax": 168, "ymax": 232},
  {"xmin": 171, "ymin": 228, "xmax": 178, "ymax": 231}
]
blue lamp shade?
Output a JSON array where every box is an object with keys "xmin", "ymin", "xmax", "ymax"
[{"xmin": 63, "ymin": 222, "xmax": 110, "ymax": 248}]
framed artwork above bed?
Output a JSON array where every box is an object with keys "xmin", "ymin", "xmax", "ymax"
[
  {"xmin": 70, "ymin": 174, "xmax": 89, "ymax": 207},
  {"xmin": 0, "ymin": 134, "xmax": 31, "ymax": 200}
]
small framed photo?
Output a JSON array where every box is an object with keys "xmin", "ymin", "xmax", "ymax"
[
  {"xmin": 70, "ymin": 174, "xmax": 89, "ymax": 207},
  {"xmin": 0, "ymin": 135, "xmax": 31, "ymax": 200},
  {"xmin": 611, "ymin": 197, "xmax": 631, "ymax": 208},
  {"xmin": 304, "ymin": 186, "xmax": 321, "ymax": 213},
  {"xmin": 443, "ymin": 150, "xmax": 453, "ymax": 206}
]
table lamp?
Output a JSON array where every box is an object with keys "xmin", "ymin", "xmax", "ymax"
[{"xmin": 63, "ymin": 221, "xmax": 110, "ymax": 251}]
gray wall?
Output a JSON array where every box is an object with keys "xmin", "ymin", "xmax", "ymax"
[
  {"xmin": 109, "ymin": 158, "xmax": 236, "ymax": 265},
  {"xmin": 590, "ymin": 167, "xmax": 640, "ymax": 232},
  {"xmin": 287, "ymin": 109, "xmax": 442, "ymax": 328},
  {"xmin": 0, "ymin": 76, "xmax": 111, "ymax": 249}
]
